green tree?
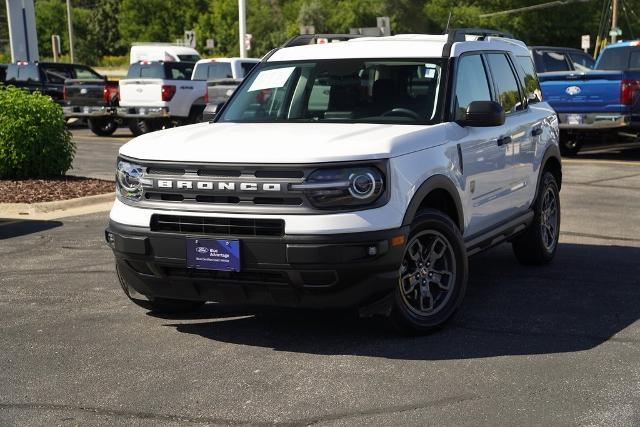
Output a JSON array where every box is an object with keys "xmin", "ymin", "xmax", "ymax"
[{"xmin": 86, "ymin": 0, "xmax": 125, "ymax": 57}]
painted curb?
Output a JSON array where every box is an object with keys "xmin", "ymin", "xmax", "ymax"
[{"xmin": 0, "ymin": 192, "xmax": 115, "ymax": 216}]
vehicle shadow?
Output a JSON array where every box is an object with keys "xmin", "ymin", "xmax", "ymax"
[
  {"xmin": 577, "ymin": 140, "xmax": 640, "ymax": 161},
  {"xmin": 0, "ymin": 219, "xmax": 63, "ymax": 239},
  {"xmin": 162, "ymin": 242, "xmax": 640, "ymax": 360}
]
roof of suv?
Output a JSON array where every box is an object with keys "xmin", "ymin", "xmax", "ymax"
[{"xmin": 268, "ymin": 33, "xmax": 530, "ymax": 62}]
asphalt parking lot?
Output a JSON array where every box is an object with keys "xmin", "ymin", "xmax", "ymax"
[{"xmin": 2, "ymin": 128, "xmax": 640, "ymax": 425}]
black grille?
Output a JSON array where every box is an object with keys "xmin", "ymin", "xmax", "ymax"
[
  {"xmin": 164, "ymin": 267, "xmax": 289, "ymax": 284},
  {"xmin": 150, "ymin": 214, "xmax": 285, "ymax": 237}
]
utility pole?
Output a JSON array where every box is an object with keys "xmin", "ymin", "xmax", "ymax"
[
  {"xmin": 66, "ymin": 0, "xmax": 75, "ymax": 62},
  {"xmin": 238, "ymin": 0, "xmax": 246, "ymax": 58},
  {"xmin": 611, "ymin": 0, "xmax": 619, "ymax": 43}
]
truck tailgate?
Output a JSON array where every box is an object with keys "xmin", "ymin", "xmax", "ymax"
[
  {"xmin": 539, "ymin": 71, "xmax": 625, "ymax": 113},
  {"xmin": 65, "ymin": 79, "xmax": 106, "ymax": 107},
  {"xmin": 119, "ymin": 79, "xmax": 166, "ymax": 107}
]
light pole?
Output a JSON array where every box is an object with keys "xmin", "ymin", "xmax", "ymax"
[
  {"xmin": 238, "ymin": 0, "xmax": 246, "ymax": 58},
  {"xmin": 66, "ymin": 0, "xmax": 74, "ymax": 62},
  {"xmin": 612, "ymin": 0, "xmax": 619, "ymax": 43}
]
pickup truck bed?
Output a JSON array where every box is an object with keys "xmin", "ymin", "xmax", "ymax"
[
  {"xmin": 538, "ymin": 41, "xmax": 640, "ymax": 155},
  {"xmin": 63, "ymin": 79, "xmax": 120, "ymax": 136}
]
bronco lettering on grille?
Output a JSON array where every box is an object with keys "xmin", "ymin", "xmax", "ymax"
[{"xmin": 153, "ymin": 180, "xmax": 282, "ymax": 192}]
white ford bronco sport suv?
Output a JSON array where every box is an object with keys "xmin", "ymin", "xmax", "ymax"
[{"xmin": 106, "ymin": 30, "xmax": 562, "ymax": 333}]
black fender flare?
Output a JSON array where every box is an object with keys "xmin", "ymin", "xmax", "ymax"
[
  {"xmin": 532, "ymin": 144, "xmax": 563, "ymax": 206},
  {"xmin": 401, "ymin": 174, "xmax": 465, "ymax": 233}
]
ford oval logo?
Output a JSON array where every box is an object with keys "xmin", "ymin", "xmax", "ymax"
[
  {"xmin": 196, "ymin": 247, "xmax": 209, "ymax": 254},
  {"xmin": 80, "ymin": 88, "xmax": 88, "ymax": 95},
  {"xmin": 566, "ymin": 86, "xmax": 582, "ymax": 96}
]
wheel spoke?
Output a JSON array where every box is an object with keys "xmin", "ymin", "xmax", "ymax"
[
  {"xmin": 401, "ymin": 272, "xmax": 420, "ymax": 295},
  {"xmin": 419, "ymin": 282, "xmax": 434, "ymax": 312},
  {"xmin": 427, "ymin": 238, "xmax": 447, "ymax": 264},
  {"xmin": 408, "ymin": 239, "xmax": 424, "ymax": 263}
]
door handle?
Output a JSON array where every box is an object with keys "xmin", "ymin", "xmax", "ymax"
[
  {"xmin": 531, "ymin": 127, "xmax": 543, "ymax": 136},
  {"xmin": 497, "ymin": 136, "xmax": 512, "ymax": 146}
]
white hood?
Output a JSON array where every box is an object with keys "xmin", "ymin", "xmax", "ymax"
[{"xmin": 119, "ymin": 122, "xmax": 451, "ymax": 163}]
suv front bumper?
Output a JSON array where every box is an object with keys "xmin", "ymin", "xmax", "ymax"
[{"xmin": 106, "ymin": 220, "xmax": 408, "ymax": 309}]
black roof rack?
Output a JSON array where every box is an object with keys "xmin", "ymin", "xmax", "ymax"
[
  {"xmin": 281, "ymin": 34, "xmax": 368, "ymax": 48},
  {"xmin": 446, "ymin": 28, "xmax": 515, "ymax": 43}
]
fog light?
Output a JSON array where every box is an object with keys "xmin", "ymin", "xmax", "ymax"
[{"xmin": 105, "ymin": 231, "xmax": 115, "ymax": 245}]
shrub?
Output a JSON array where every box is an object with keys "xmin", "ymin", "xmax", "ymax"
[{"xmin": 0, "ymin": 86, "xmax": 75, "ymax": 178}]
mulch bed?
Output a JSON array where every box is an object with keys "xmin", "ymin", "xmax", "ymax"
[{"xmin": 0, "ymin": 177, "xmax": 114, "ymax": 203}]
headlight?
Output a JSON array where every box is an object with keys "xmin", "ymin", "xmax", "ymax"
[
  {"xmin": 292, "ymin": 166, "xmax": 385, "ymax": 209},
  {"xmin": 116, "ymin": 159, "xmax": 144, "ymax": 200}
]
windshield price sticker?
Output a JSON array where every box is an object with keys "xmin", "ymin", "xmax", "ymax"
[{"xmin": 248, "ymin": 67, "xmax": 296, "ymax": 92}]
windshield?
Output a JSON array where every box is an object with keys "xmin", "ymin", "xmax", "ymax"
[{"xmin": 219, "ymin": 59, "xmax": 444, "ymax": 124}]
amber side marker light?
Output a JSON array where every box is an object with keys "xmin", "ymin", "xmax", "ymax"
[{"xmin": 390, "ymin": 235, "xmax": 406, "ymax": 247}]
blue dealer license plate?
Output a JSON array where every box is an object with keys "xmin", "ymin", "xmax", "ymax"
[{"xmin": 186, "ymin": 238, "xmax": 240, "ymax": 271}]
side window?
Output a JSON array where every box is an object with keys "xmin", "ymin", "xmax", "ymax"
[
  {"xmin": 454, "ymin": 54, "xmax": 492, "ymax": 121},
  {"xmin": 74, "ymin": 66, "xmax": 102, "ymax": 80},
  {"xmin": 535, "ymin": 51, "xmax": 571, "ymax": 72},
  {"xmin": 43, "ymin": 66, "xmax": 73, "ymax": 83},
  {"xmin": 568, "ymin": 52, "xmax": 595, "ymax": 71},
  {"xmin": 516, "ymin": 56, "xmax": 542, "ymax": 104},
  {"xmin": 487, "ymin": 53, "xmax": 524, "ymax": 114}
]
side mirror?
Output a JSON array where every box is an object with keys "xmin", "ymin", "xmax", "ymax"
[
  {"xmin": 203, "ymin": 102, "xmax": 225, "ymax": 121},
  {"xmin": 459, "ymin": 100, "xmax": 505, "ymax": 127}
]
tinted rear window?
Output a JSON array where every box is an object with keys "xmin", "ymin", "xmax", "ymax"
[
  {"xmin": 126, "ymin": 62, "xmax": 193, "ymax": 79},
  {"xmin": 596, "ymin": 47, "xmax": 634, "ymax": 70},
  {"xmin": 6, "ymin": 64, "xmax": 40, "ymax": 82},
  {"xmin": 126, "ymin": 63, "xmax": 164, "ymax": 79},
  {"xmin": 193, "ymin": 62, "xmax": 233, "ymax": 80}
]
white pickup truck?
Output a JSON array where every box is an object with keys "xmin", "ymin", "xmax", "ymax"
[
  {"xmin": 117, "ymin": 61, "xmax": 207, "ymax": 135},
  {"xmin": 192, "ymin": 58, "xmax": 259, "ymax": 120}
]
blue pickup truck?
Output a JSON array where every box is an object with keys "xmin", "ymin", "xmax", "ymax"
[{"xmin": 538, "ymin": 41, "xmax": 640, "ymax": 155}]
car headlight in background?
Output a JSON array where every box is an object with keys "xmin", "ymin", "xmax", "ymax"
[
  {"xmin": 116, "ymin": 159, "xmax": 145, "ymax": 201},
  {"xmin": 291, "ymin": 166, "xmax": 385, "ymax": 209}
]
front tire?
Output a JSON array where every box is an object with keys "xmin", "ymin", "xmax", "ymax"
[
  {"xmin": 88, "ymin": 117, "xmax": 118, "ymax": 136},
  {"xmin": 116, "ymin": 265, "xmax": 205, "ymax": 314},
  {"xmin": 512, "ymin": 171, "xmax": 560, "ymax": 265},
  {"xmin": 390, "ymin": 210, "xmax": 468, "ymax": 334}
]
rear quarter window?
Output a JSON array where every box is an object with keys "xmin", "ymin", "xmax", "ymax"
[{"xmin": 516, "ymin": 56, "xmax": 542, "ymax": 103}]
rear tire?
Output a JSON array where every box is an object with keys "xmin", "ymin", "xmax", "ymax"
[
  {"xmin": 559, "ymin": 132, "xmax": 581, "ymax": 156},
  {"xmin": 390, "ymin": 210, "xmax": 468, "ymax": 334},
  {"xmin": 88, "ymin": 118, "xmax": 118, "ymax": 136},
  {"xmin": 116, "ymin": 265, "xmax": 205, "ymax": 314},
  {"xmin": 128, "ymin": 119, "xmax": 159, "ymax": 136},
  {"xmin": 512, "ymin": 171, "xmax": 561, "ymax": 265}
]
